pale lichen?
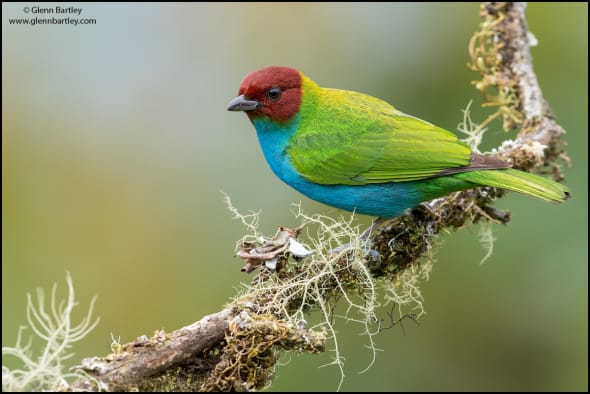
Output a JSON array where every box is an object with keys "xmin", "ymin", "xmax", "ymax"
[
  {"xmin": 2, "ymin": 273, "xmax": 99, "ymax": 392},
  {"xmin": 219, "ymin": 198, "xmax": 431, "ymax": 391}
]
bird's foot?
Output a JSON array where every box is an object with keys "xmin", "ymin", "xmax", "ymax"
[
  {"xmin": 329, "ymin": 242, "xmax": 382, "ymax": 271},
  {"xmin": 359, "ymin": 216, "xmax": 391, "ymax": 239}
]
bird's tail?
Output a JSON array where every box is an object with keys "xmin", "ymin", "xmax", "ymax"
[{"xmin": 456, "ymin": 168, "xmax": 571, "ymax": 203}]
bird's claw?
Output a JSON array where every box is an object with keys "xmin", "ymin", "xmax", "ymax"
[{"xmin": 329, "ymin": 242, "xmax": 381, "ymax": 268}]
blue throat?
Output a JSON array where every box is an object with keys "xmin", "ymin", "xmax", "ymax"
[{"xmin": 252, "ymin": 117, "xmax": 437, "ymax": 218}]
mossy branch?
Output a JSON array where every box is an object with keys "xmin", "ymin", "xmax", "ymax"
[{"xmin": 36, "ymin": 2, "xmax": 569, "ymax": 392}]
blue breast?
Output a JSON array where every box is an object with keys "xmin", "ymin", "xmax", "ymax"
[{"xmin": 252, "ymin": 117, "xmax": 427, "ymax": 218}]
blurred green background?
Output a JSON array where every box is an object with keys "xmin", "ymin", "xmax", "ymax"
[{"xmin": 2, "ymin": 2, "xmax": 587, "ymax": 391}]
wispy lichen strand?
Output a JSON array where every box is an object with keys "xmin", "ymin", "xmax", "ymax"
[{"xmin": 2, "ymin": 273, "xmax": 99, "ymax": 392}]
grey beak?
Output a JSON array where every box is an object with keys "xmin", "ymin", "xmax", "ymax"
[{"xmin": 226, "ymin": 95, "xmax": 260, "ymax": 111}]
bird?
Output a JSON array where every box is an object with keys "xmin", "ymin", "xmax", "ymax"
[{"xmin": 226, "ymin": 66, "xmax": 570, "ymax": 221}]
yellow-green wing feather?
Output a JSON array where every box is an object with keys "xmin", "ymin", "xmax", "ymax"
[{"xmin": 288, "ymin": 82, "xmax": 472, "ymax": 185}]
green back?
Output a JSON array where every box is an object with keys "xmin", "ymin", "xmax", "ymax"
[{"xmin": 288, "ymin": 79, "xmax": 472, "ymax": 185}]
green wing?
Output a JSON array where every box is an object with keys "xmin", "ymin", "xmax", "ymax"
[{"xmin": 288, "ymin": 88, "xmax": 472, "ymax": 185}]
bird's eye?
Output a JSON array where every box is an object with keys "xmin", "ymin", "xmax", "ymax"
[{"xmin": 267, "ymin": 86, "xmax": 282, "ymax": 102}]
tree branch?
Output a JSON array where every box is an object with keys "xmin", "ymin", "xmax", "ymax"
[
  {"xmin": 63, "ymin": 2, "xmax": 570, "ymax": 391},
  {"xmin": 70, "ymin": 309, "xmax": 234, "ymax": 391}
]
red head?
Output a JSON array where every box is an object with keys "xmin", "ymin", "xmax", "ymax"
[{"xmin": 226, "ymin": 66, "xmax": 302, "ymax": 123}]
